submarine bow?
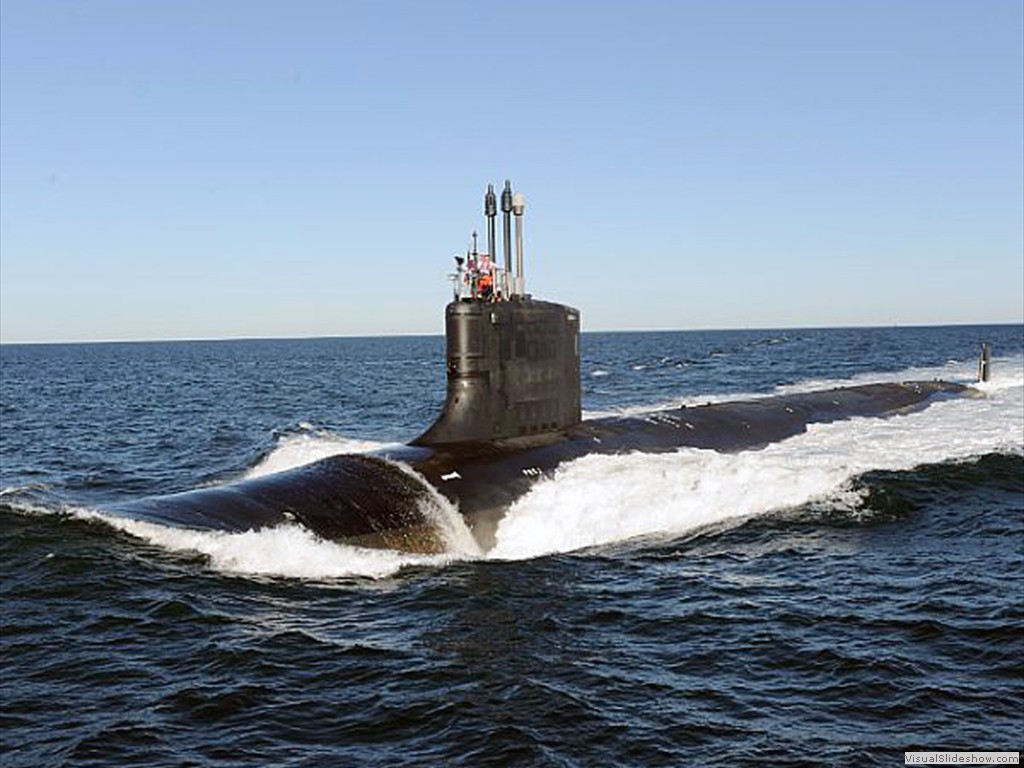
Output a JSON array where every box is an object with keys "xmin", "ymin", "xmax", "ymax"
[
  {"xmin": 104, "ymin": 181, "xmax": 977, "ymax": 553},
  {"xmin": 109, "ymin": 454, "xmax": 454, "ymax": 552}
]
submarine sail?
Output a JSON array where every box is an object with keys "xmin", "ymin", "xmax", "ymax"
[{"xmin": 414, "ymin": 298, "xmax": 581, "ymax": 445}]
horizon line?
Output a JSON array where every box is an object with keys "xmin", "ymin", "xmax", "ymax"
[{"xmin": 2, "ymin": 319, "xmax": 1022, "ymax": 347}]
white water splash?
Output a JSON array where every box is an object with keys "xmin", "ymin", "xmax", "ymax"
[
  {"xmin": 491, "ymin": 358, "xmax": 1023, "ymax": 559},
  {"xmin": 390, "ymin": 462, "xmax": 483, "ymax": 558},
  {"xmin": 78, "ymin": 512, "xmax": 461, "ymax": 580},
  {"xmin": 245, "ymin": 432, "xmax": 398, "ymax": 479}
]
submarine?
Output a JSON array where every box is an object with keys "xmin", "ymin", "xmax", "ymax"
[{"xmin": 109, "ymin": 181, "xmax": 976, "ymax": 553}]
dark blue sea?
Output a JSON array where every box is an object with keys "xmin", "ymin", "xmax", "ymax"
[{"xmin": 2, "ymin": 325, "xmax": 1022, "ymax": 767}]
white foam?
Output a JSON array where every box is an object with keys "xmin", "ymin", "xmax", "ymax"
[
  {"xmin": 0, "ymin": 483, "xmax": 53, "ymax": 498},
  {"xmin": 245, "ymin": 431, "xmax": 397, "ymax": 479},
  {"xmin": 78, "ymin": 511, "xmax": 459, "ymax": 580},
  {"xmin": 389, "ymin": 462, "xmax": 483, "ymax": 558},
  {"xmin": 491, "ymin": 362, "xmax": 1023, "ymax": 559}
]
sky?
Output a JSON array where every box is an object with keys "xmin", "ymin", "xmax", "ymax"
[{"xmin": 1, "ymin": 0, "xmax": 1022, "ymax": 342}]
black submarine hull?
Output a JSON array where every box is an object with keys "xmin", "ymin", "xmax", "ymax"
[
  {"xmin": 107, "ymin": 380, "xmax": 971, "ymax": 553},
  {"xmin": 100, "ymin": 184, "xmax": 983, "ymax": 554}
]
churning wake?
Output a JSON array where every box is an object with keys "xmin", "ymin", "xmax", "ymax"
[
  {"xmin": 492, "ymin": 375, "xmax": 1021, "ymax": 559},
  {"xmin": 491, "ymin": 356, "xmax": 1022, "ymax": 558}
]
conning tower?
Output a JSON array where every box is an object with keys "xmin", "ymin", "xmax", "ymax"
[{"xmin": 415, "ymin": 182, "xmax": 581, "ymax": 445}]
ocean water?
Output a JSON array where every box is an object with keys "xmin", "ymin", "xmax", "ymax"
[{"xmin": 1, "ymin": 324, "xmax": 1022, "ymax": 767}]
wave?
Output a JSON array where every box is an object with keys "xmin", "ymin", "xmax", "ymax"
[
  {"xmin": 244, "ymin": 429, "xmax": 398, "ymax": 480},
  {"xmin": 76, "ymin": 512, "xmax": 463, "ymax": 580},
  {"xmin": 491, "ymin": 361, "xmax": 1023, "ymax": 559},
  {"xmin": 583, "ymin": 352, "xmax": 1022, "ymax": 419}
]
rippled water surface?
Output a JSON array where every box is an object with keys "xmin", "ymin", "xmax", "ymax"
[{"xmin": 2, "ymin": 324, "xmax": 1022, "ymax": 766}]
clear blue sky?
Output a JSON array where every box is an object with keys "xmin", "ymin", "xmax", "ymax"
[{"xmin": 2, "ymin": 0, "xmax": 1022, "ymax": 342}]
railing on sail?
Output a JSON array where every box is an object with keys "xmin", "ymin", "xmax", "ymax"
[
  {"xmin": 452, "ymin": 261, "xmax": 522, "ymax": 303},
  {"xmin": 449, "ymin": 180, "xmax": 528, "ymax": 303}
]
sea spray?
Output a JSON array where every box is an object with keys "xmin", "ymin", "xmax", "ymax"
[
  {"xmin": 492, "ymin": 370, "xmax": 1023, "ymax": 559},
  {"xmin": 388, "ymin": 461, "xmax": 483, "ymax": 558},
  {"xmin": 75, "ymin": 510, "xmax": 452, "ymax": 580},
  {"xmin": 245, "ymin": 432, "xmax": 397, "ymax": 480}
]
